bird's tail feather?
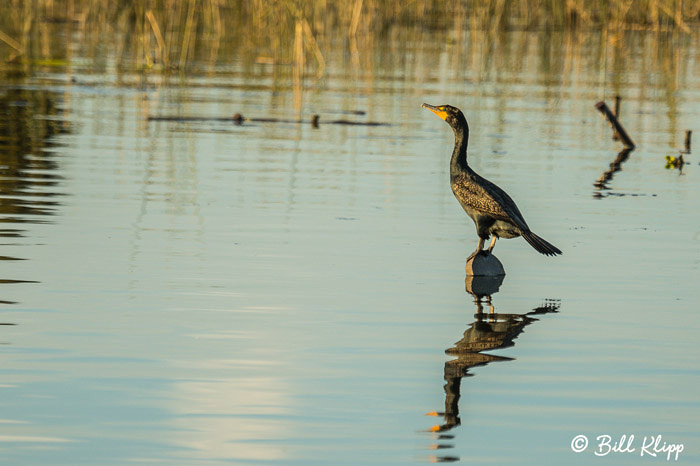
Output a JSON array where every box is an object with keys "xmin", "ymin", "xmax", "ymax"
[{"xmin": 522, "ymin": 231, "xmax": 562, "ymax": 256}]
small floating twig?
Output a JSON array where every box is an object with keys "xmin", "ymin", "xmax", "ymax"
[
  {"xmin": 324, "ymin": 109, "xmax": 366, "ymax": 116},
  {"xmin": 595, "ymin": 101, "xmax": 635, "ymax": 149},
  {"xmin": 148, "ymin": 116, "xmax": 235, "ymax": 123},
  {"xmin": 325, "ymin": 118, "xmax": 389, "ymax": 126},
  {"xmin": 684, "ymin": 130, "xmax": 692, "ymax": 153},
  {"xmin": 148, "ymin": 113, "xmax": 390, "ymax": 127}
]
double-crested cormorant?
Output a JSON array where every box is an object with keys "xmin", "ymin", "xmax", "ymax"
[{"xmin": 422, "ymin": 103, "xmax": 562, "ymax": 258}]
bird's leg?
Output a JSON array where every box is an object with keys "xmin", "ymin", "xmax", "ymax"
[
  {"xmin": 467, "ymin": 237, "xmax": 485, "ymax": 261},
  {"xmin": 487, "ymin": 236, "xmax": 497, "ymax": 254},
  {"xmin": 476, "ymin": 237, "xmax": 485, "ymax": 256}
]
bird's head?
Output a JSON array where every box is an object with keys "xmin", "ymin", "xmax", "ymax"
[{"xmin": 422, "ymin": 103, "xmax": 467, "ymax": 130}]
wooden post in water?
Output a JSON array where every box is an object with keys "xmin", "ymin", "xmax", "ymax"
[{"xmin": 595, "ymin": 101, "xmax": 635, "ymax": 149}]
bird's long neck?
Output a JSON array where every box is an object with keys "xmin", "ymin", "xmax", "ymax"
[{"xmin": 450, "ymin": 121, "xmax": 470, "ymax": 174}]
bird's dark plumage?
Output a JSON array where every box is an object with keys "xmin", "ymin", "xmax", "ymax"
[{"xmin": 422, "ymin": 103, "xmax": 562, "ymax": 257}]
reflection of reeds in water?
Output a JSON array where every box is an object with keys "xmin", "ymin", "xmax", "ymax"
[
  {"xmin": 0, "ymin": 1, "xmax": 697, "ymax": 129},
  {"xmin": 0, "ymin": 88, "xmax": 67, "ymax": 308},
  {"xmin": 1, "ymin": 1, "xmax": 699, "ymax": 70}
]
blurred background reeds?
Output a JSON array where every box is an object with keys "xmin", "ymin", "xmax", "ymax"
[{"xmin": 1, "ymin": 0, "xmax": 699, "ymax": 75}]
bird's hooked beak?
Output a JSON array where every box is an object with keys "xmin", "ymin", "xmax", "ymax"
[{"xmin": 422, "ymin": 103, "xmax": 448, "ymax": 121}]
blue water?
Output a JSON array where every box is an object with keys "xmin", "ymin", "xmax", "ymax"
[{"xmin": 1, "ymin": 28, "xmax": 699, "ymax": 464}]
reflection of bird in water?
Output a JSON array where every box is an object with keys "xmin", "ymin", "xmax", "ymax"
[
  {"xmin": 427, "ymin": 299, "xmax": 560, "ymax": 437},
  {"xmin": 422, "ymin": 103, "xmax": 562, "ymax": 258}
]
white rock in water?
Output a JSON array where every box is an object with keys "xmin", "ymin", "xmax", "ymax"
[{"xmin": 465, "ymin": 252, "xmax": 505, "ymax": 277}]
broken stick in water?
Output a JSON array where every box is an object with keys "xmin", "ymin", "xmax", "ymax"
[
  {"xmin": 612, "ymin": 96, "xmax": 621, "ymax": 140},
  {"xmin": 595, "ymin": 101, "xmax": 635, "ymax": 149},
  {"xmin": 613, "ymin": 95, "xmax": 621, "ymax": 118}
]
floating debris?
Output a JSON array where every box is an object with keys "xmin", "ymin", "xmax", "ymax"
[
  {"xmin": 664, "ymin": 130, "xmax": 692, "ymax": 172},
  {"xmin": 665, "ymin": 154, "xmax": 685, "ymax": 171},
  {"xmin": 322, "ymin": 118, "xmax": 389, "ymax": 126},
  {"xmin": 148, "ymin": 115, "xmax": 237, "ymax": 123},
  {"xmin": 148, "ymin": 112, "xmax": 390, "ymax": 127}
]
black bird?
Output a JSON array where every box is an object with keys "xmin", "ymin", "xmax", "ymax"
[{"xmin": 422, "ymin": 103, "xmax": 562, "ymax": 258}]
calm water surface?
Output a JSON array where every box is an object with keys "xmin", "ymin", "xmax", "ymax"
[{"xmin": 1, "ymin": 28, "xmax": 699, "ymax": 464}]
